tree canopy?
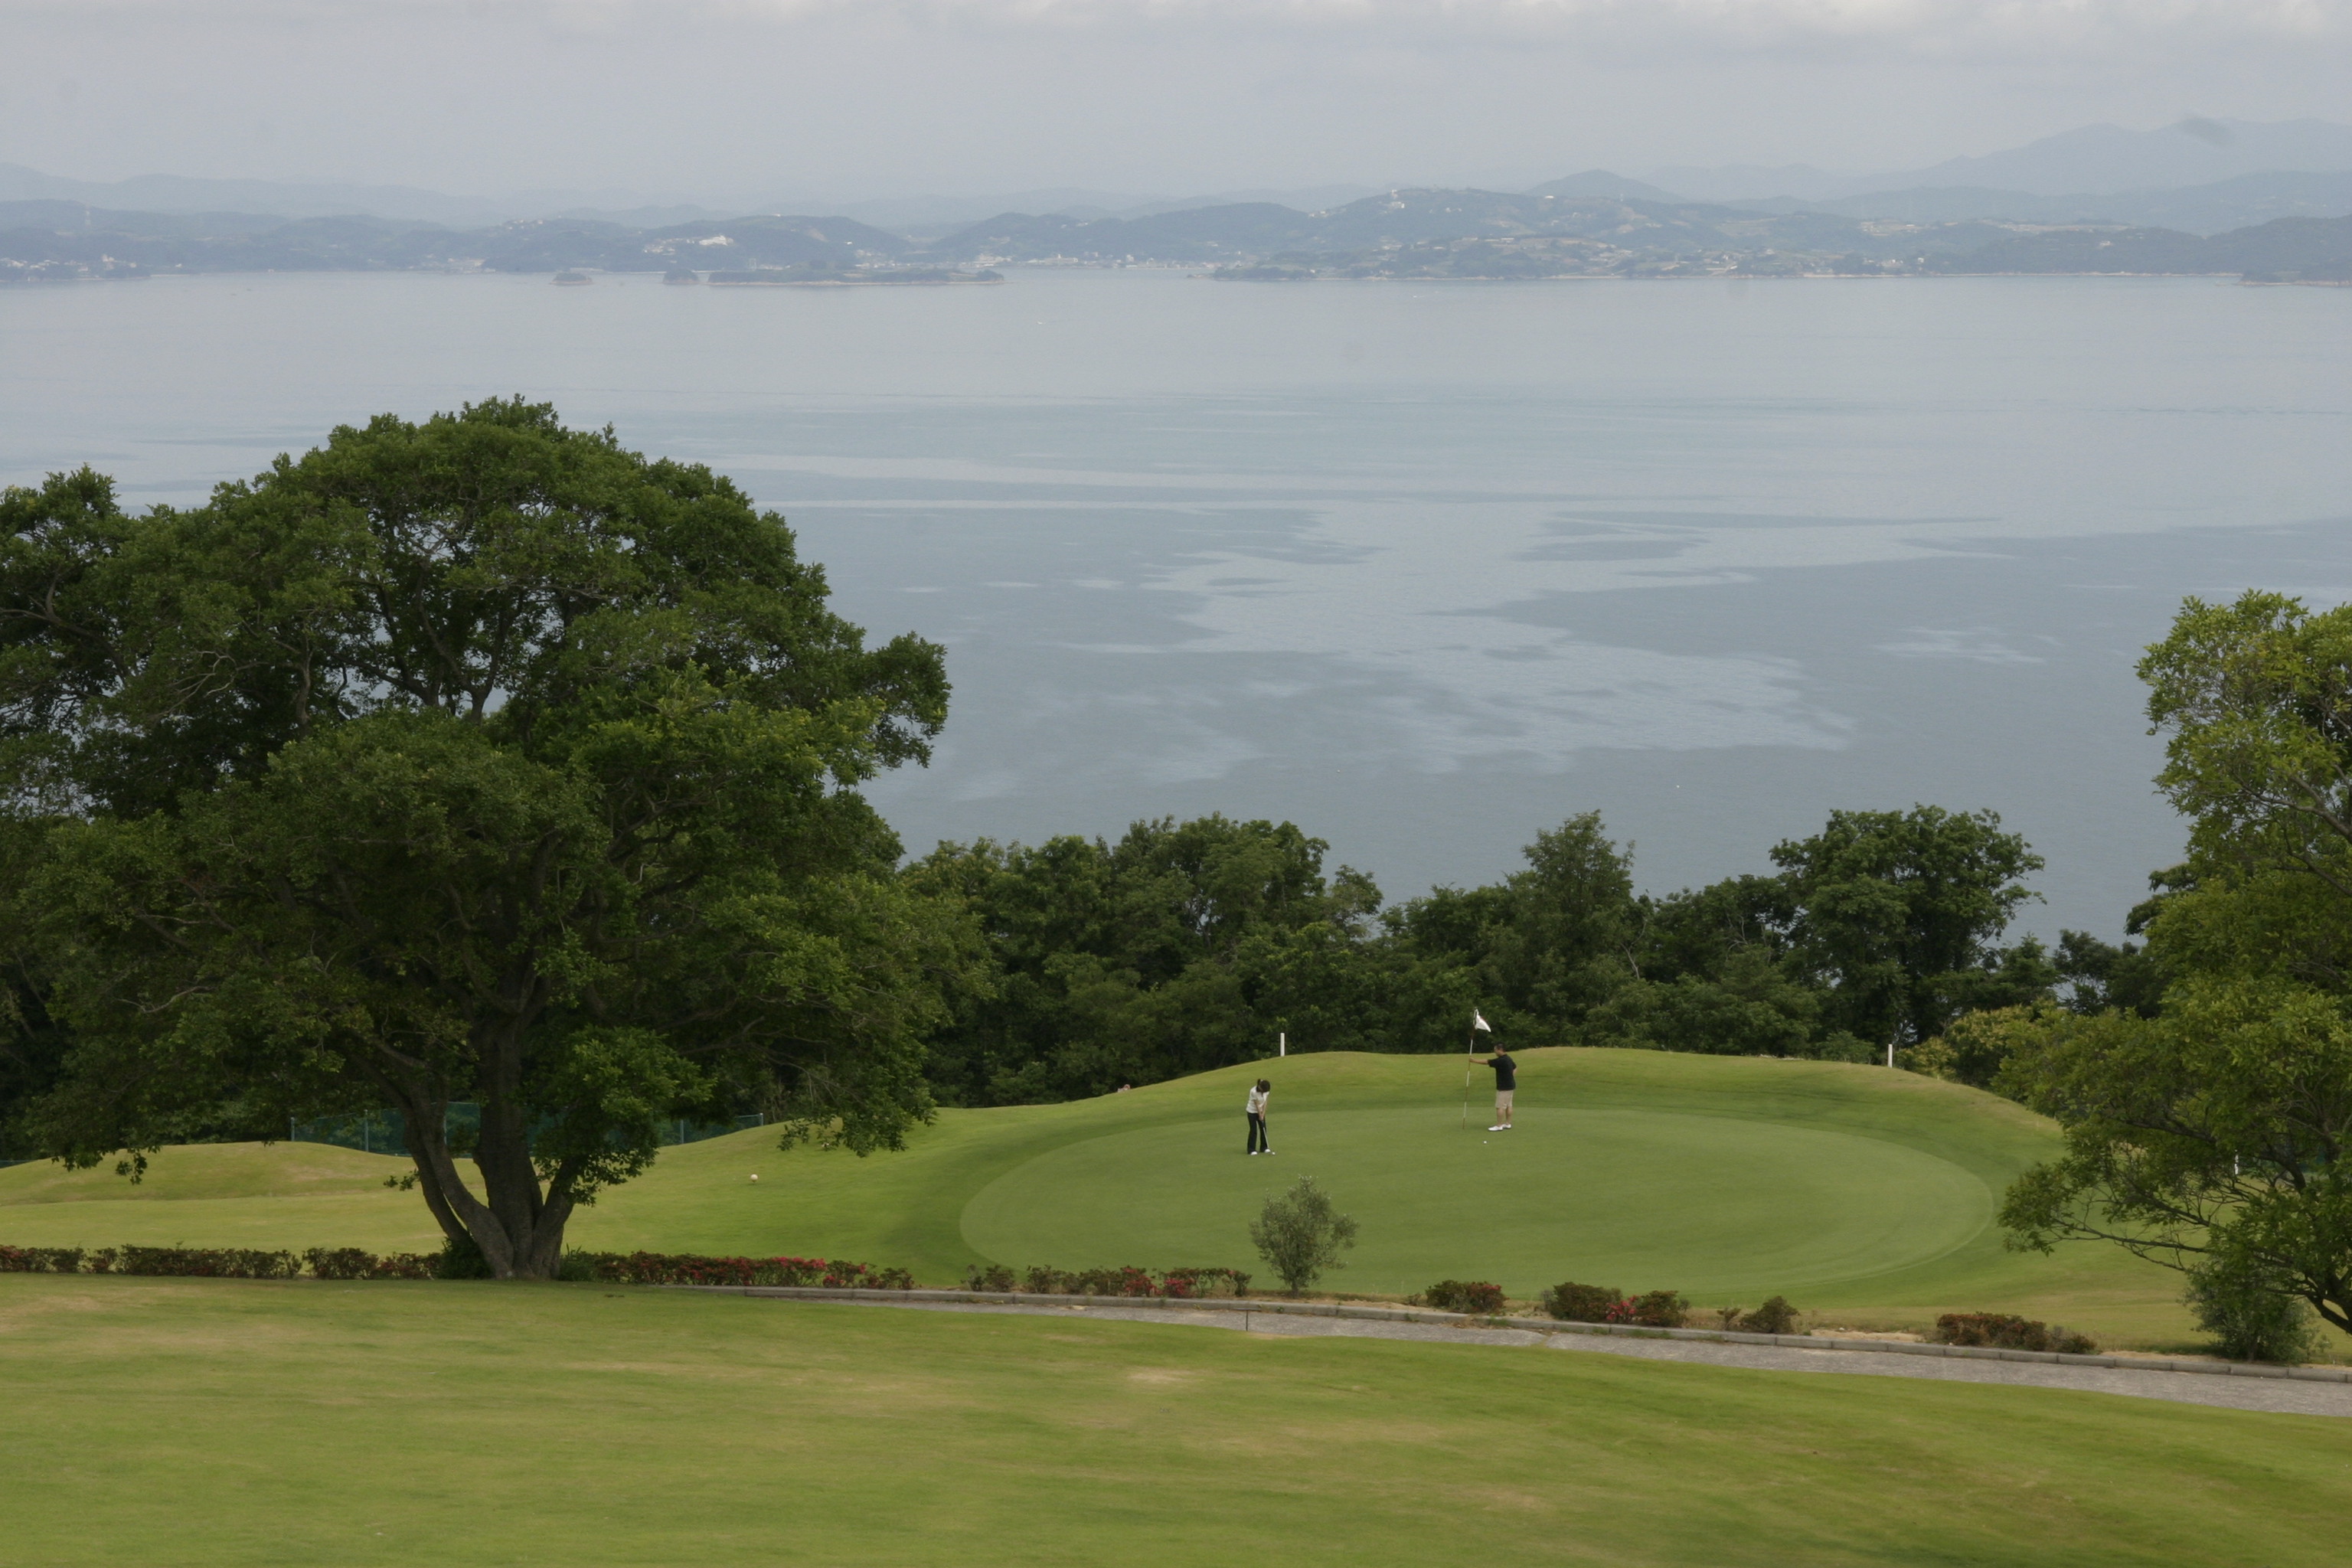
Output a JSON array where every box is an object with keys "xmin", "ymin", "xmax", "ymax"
[
  {"xmin": 1998, "ymin": 591, "xmax": 2352, "ymax": 1336},
  {"xmin": 0, "ymin": 401, "xmax": 969, "ymax": 1277}
]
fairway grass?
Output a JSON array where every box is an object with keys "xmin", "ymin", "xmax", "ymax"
[
  {"xmin": 0, "ymin": 1050, "xmax": 2230, "ymax": 1344},
  {"xmin": 2, "ymin": 1273, "xmax": 2347, "ymax": 1567}
]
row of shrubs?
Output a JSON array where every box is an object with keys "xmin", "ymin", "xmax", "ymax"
[
  {"xmin": 0, "ymin": 1243, "xmax": 910, "ymax": 1288},
  {"xmin": 0, "ymin": 1246, "xmax": 2102, "ymax": 1357},
  {"xmin": 567, "ymin": 1253, "xmax": 914, "ymax": 1289},
  {"xmin": 959, "ymin": 1264, "xmax": 1254, "ymax": 1298},
  {"xmin": 1932, "ymin": 1312, "xmax": 2099, "ymax": 1355},
  {"xmin": 0, "ymin": 1244, "xmax": 447, "ymax": 1279},
  {"xmin": 1414, "ymin": 1279, "xmax": 1806, "ymax": 1334}
]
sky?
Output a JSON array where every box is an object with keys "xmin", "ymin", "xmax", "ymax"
[{"xmin": 5, "ymin": 0, "xmax": 2352, "ymax": 203}]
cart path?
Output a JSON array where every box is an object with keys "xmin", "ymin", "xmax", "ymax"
[{"xmin": 793, "ymin": 1295, "xmax": 2352, "ymax": 1419}]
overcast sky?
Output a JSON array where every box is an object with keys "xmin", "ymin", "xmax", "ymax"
[{"xmin": 6, "ymin": 1, "xmax": 2350, "ymax": 202}]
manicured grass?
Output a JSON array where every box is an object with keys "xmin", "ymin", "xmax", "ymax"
[
  {"xmin": 2, "ymin": 1272, "xmax": 2347, "ymax": 1567},
  {"xmin": 0, "ymin": 1050, "xmax": 2208, "ymax": 1342}
]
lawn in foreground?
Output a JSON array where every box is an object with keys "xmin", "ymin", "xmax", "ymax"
[
  {"xmin": 2, "ymin": 1274, "xmax": 2346, "ymax": 1568},
  {"xmin": 0, "ymin": 1050, "xmax": 2201, "ymax": 1341}
]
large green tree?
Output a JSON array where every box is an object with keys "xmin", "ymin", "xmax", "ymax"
[
  {"xmin": 910, "ymin": 814, "xmax": 1396, "ymax": 1101},
  {"xmin": 0, "ymin": 401, "xmax": 969, "ymax": 1277},
  {"xmin": 1769, "ymin": 805, "xmax": 2047, "ymax": 1053},
  {"xmin": 1999, "ymin": 591, "xmax": 2352, "ymax": 1336}
]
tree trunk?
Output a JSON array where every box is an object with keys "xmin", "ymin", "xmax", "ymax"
[{"xmin": 387, "ymin": 1083, "xmax": 571, "ymax": 1279}]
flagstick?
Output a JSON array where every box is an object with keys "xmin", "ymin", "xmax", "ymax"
[{"xmin": 1462, "ymin": 1023, "xmax": 1474, "ymax": 1130}]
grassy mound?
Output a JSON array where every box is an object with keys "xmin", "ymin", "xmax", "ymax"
[
  {"xmin": 2, "ymin": 1050, "xmax": 2194, "ymax": 1338},
  {"xmin": 2, "ymin": 1273, "xmax": 2346, "ymax": 1566}
]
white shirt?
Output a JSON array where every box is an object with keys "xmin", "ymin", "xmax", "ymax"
[{"xmin": 1246, "ymin": 1087, "xmax": 1269, "ymax": 1116}]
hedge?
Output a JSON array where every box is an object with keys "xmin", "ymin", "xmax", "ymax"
[
  {"xmin": 0, "ymin": 1243, "xmax": 902, "ymax": 1286},
  {"xmin": 564, "ymin": 1252, "xmax": 915, "ymax": 1289},
  {"xmin": 959, "ymin": 1264, "xmax": 1253, "ymax": 1298}
]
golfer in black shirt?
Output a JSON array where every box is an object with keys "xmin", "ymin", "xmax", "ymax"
[{"xmin": 1480, "ymin": 1050, "xmax": 1517, "ymax": 1130}]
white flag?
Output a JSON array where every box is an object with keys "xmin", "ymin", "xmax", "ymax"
[{"xmin": 1472, "ymin": 1009, "xmax": 1491, "ymax": 1033}]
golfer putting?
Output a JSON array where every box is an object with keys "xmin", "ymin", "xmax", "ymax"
[
  {"xmin": 1459, "ymin": 1008, "xmax": 1517, "ymax": 1131},
  {"xmin": 1478, "ymin": 1045, "xmax": 1517, "ymax": 1130}
]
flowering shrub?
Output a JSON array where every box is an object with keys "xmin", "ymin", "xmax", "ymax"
[
  {"xmin": 1423, "ymin": 1280, "xmax": 1507, "ymax": 1314},
  {"xmin": 1601, "ymin": 1290, "xmax": 1687, "ymax": 1327},
  {"xmin": 1739, "ymin": 1295, "xmax": 1801, "ymax": 1335},
  {"xmin": 1541, "ymin": 1282, "xmax": 1619, "ymax": 1322},
  {"xmin": 1161, "ymin": 1267, "xmax": 1250, "ymax": 1299},
  {"xmin": 1933, "ymin": 1313, "xmax": 2096, "ymax": 1355}
]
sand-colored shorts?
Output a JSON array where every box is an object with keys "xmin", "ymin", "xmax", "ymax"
[{"xmin": 1494, "ymin": 1089, "xmax": 1514, "ymax": 1111}]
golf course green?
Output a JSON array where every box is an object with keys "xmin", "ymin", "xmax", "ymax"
[
  {"xmin": 0, "ymin": 1050, "xmax": 2210, "ymax": 1341},
  {"xmin": 2, "ymin": 1272, "xmax": 2347, "ymax": 1566}
]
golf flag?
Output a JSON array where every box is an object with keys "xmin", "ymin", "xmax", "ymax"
[{"xmin": 1472, "ymin": 1009, "xmax": 1491, "ymax": 1033}]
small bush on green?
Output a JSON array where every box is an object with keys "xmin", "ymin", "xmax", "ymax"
[
  {"xmin": 963, "ymin": 1264, "xmax": 1018, "ymax": 1292},
  {"xmin": 1740, "ymin": 1296, "xmax": 1800, "ymax": 1335},
  {"xmin": 2185, "ymin": 1256, "xmax": 2324, "ymax": 1365},
  {"xmin": 304, "ymin": 1247, "xmax": 378, "ymax": 1281},
  {"xmin": 1932, "ymin": 1312, "xmax": 2096, "ymax": 1355},
  {"xmin": 1541, "ymin": 1281, "xmax": 1618, "ymax": 1323},
  {"xmin": 1423, "ymin": 1280, "xmax": 1506, "ymax": 1315},
  {"xmin": 1249, "ymin": 1176, "xmax": 1358, "ymax": 1296}
]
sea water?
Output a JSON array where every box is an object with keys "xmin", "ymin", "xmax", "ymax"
[{"xmin": 3, "ymin": 268, "xmax": 2346, "ymax": 936}]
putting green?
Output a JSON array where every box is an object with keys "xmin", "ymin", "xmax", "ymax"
[
  {"xmin": 962, "ymin": 1108, "xmax": 1991, "ymax": 1296},
  {"xmin": 1, "ymin": 1049, "xmax": 2223, "ymax": 1344}
]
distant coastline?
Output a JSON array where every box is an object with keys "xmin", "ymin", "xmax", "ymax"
[{"xmin": 3, "ymin": 184, "xmax": 2345, "ymax": 287}]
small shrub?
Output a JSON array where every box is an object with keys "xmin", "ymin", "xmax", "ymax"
[
  {"xmin": 433, "ymin": 1233, "xmax": 495, "ymax": 1280},
  {"xmin": 304, "ymin": 1247, "xmax": 378, "ymax": 1282},
  {"xmin": 1541, "ymin": 1281, "xmax": 1619, "ymax": 1323},
  {"xmin": 1739, "ymin": 1295, "xmax": 1800, "ymax": 1336},
  {"xmin": 1423, "ymin": 1280, "xmax": 1507, "ymax": 1315},
  {"xmin": 368, "ymin": 1253, "xmax": 437, "ymax": 1279},
  {"xmin": 1630, "ymin": 1290, "xmax": 1688, "ymax": 1328},
  {"xmin": 1932, "ymin": 1312, "xmax": 2096, "ymax": 1355},
  {"xmin": 2185, "ymin": 1256, "xmax": 2324, "ymax": 1365},
  {"xmin": 1019, "ymin": 1265, "xmax": 1070, "ymax": 1294},
  {"xmin": 1249, "ymin": 1175, "xmax": 1358, "ymax": 1296},
  {"xmin": 1714, "ymin": 1305, "xmax": 1744, "ymax": 1330}
]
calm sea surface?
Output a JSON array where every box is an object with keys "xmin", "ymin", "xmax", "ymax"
[{"xmin": 4, "ymin": 269, "xmax": 2347, "ymax": 937}]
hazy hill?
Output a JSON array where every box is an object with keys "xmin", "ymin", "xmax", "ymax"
[
  {"xmin": 1729, "ymin": 169, "xmax": 2352, "ymax": 234},
  {"xmin": 1648, "ymin": 118, "xmax": 2352, "ymax": 203},
  {"xmin": 1932, "ymin": 214, "xmax": 2352, "ymax": 281}
]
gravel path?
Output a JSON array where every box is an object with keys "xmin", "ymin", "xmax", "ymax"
[{"xmin": 819, "ymin": 1296, "xmax": 2352, "ymax": 1419}]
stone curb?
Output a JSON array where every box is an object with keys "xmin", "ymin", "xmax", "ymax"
[{"xmin": 668, "ymin": 1285, "xmax": 2352, "ymax": 1383}]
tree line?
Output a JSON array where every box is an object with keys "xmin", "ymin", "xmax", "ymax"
[
  {"xmin": 909, "ymin": 802, "xmax": 2105, "ymax": 1105},
  {"xmin": 1, "ymin": 406, "xmax": 2344, "ymax": 1338}
]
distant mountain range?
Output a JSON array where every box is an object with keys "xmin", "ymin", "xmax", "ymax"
[{"xmin": 6, "ymin": 119, "xmax": 2350, "ymax": 286}]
